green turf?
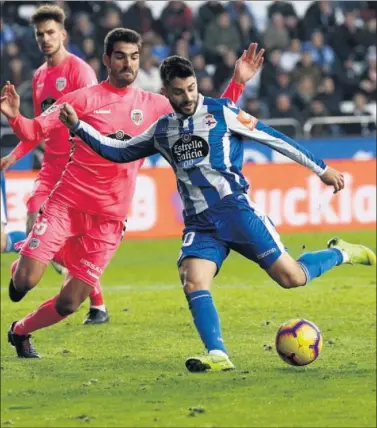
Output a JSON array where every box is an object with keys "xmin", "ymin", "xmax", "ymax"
[{"xmin": 1, "ymin": 231, "xmax": 376, "ymax": 427}]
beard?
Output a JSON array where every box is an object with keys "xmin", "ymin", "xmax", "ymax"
[
  {"xmin": 111, "ymin": 68, "xmax": 138, "ymax": 87},
  {"xmin": 170, "ymin": 97, "xmax": 199, "ymax": 116}
]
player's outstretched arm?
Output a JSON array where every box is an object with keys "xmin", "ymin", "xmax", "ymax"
[
  {"xmin": 221, "ymin": 43, "xmax": 265, "ymax": 103},
  {"xmin": 225, "ymin": 107, "xmax": 344, "ymax": 194},
  {"xmin": 59, "ymin": 103, "xmax": 159, "ymax": 163}
]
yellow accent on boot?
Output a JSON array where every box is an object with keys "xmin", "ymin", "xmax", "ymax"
[
  {"xmin": 185, "ymin": 353, "xmax": 235, "ymax": 373},
  {"xmin": 327, "ymin": 237, "xmax": 376, "ymax": 266}
]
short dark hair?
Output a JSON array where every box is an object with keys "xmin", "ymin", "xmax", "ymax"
[
  {"xmin": 104, "ymin": 28, "xmax": 142, "ymax": 56},
  {"xmin": 30, "ymin": 4, "xmax": 66, "ymax": 26},
  {"xmin": 159, "ymin": 56, "xmax": 195, "ymax": 87}
]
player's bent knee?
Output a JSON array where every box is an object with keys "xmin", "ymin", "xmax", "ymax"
[
  {"xmin": 13, "ymin": 269, "xmax": 40, "ymax": 292},
  {"xmin": 276, "ymin": 272, "xmax": 306, "ymax": 289},
  {"xmin": 54, "ymin": 297, "xmax": 80, "ymax": 316}
]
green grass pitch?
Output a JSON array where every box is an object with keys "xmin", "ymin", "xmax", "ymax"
[{"xmin": 1, "ymin": 230, "xmax": 376, "ymax": 427}]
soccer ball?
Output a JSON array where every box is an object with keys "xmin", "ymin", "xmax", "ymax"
[{"xmin": 275, "ymin": 319, "xmax": 323, "ymax": 366}]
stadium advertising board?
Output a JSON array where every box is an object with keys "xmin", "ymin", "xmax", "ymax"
[{"xmin": 4, "ymin": 159, "xmax": 376, "ymax": 237}]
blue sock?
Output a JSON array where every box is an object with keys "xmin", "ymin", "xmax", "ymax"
[
  {"xmin": 5, "ymin": 230, "xmax": 27, "ymax": 253},
  {"xmin": 186, "ymin": 290, "xmax": 227, "ymax": 354},
  {"xmin": 297, "ymin": 248, "xmax": 343, "ymax": 284}
]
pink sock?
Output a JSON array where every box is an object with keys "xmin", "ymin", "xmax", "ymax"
[
  {"xmin": 13, "ymin": 296, "xmax": 67, "ymax": 335},
  {"xmin": 89, "ymin": 282, "xmax": 104, "ymax": 306}
]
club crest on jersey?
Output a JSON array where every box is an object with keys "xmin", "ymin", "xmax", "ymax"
[
  {"xmin": 34, "ymin": 218, "xmax": 48, "ymax": 236},
  {"xmin": 204, "ymin": 113, "xmax": 217, "ymax": 130},
  {"xmin": 131, "ymin": 109, "xmax": 143, "ymax": 125},
  {"xmin": 171, "ymin": 134, "xmax": 209, "ymax": 169},
  {"xmin": 56, "ymin": 77, "xmax": 67, "ymax": 91}
]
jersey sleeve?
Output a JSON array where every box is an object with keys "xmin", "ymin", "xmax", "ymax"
[
  {"xmin": 224, "ymin": 106, "xmax": 327, "ymax": 176},
  {"xmin": 220, "ymin": 79, "xmax": 245, "ymax": 104},
  {"xmin": 71, "ymin": 120, "xmax": 159, "ymax": 163},
  {"xmin": 8, "ymin": 90, "xmax": 87, "ymax": 142},
  {"xmin": 10, "ymin": 76, "xmax": 44, "ymax": 160}
]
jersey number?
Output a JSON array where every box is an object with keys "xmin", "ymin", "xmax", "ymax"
[{"xmin": 182, "ymin": 232, "xmax": 195, "ymax": 247}]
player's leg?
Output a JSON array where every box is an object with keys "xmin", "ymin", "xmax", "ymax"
[
  {"xmin": 27, "ymin": 184, "xmax": 68, "ymax": 275},
  {"xmin": 9, "ymin": 200, "xmax": 75, "ymax": 302},
  {"xmin": 229, "ymin": 194, "xmax": 375, "ymax": 289},
  {"xmin": 178, "ymin": 231, "xmax": 235, "ymax": 372},
  {"xmin": 8, "ymin": 273, "xmax": 92, "ymax": 358},
  {"xmin": 84, "ymin": 280, "xmax": 109, "ymax": 325}
]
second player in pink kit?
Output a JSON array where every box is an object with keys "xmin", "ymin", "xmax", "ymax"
[
  {"xmin": 0, "ymin": 5, "xmax": 109, "ymax": 325},
  {"xmin": 2, "ymin": 27, "xmax": 264, "ymax": 357}
]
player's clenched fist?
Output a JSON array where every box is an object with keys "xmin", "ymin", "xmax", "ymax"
[
  {"xmin": 59, "ymin": 103, "xmax": 79, "ymax": 129},
  {"xmin": 319, "ymin": 166, "xmax": 345, "ymax": 194}
]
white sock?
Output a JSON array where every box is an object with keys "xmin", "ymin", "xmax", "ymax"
[
  {"xmin": 339, "ymin": 249, "xmax": 350, "ymax": 264},
  {"xmin": 209, "ymin": 349, "xmax": 228, "ymax": 358},
  {"xmin": 90, "ymin": 304, "xmax": 106, "ymax": 312}
]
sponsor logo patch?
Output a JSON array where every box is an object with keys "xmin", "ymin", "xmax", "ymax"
[
  {"xmin": 257, "ymin": 248, "xmax": 277, "ymax": 260},
  {"xmin": 171, "ymin": 134, "xmax": 209, "ymax": 169},
  {"xmin": 237, "ymin": 110, "xmax": 257, "ymax": 131}
]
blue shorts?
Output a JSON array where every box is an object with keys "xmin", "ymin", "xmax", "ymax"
[{"xmin": 178, "ymin": 193, "xmax": 285, "ymax": 273}]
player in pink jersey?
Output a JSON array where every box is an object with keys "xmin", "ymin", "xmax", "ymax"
[
  {"xmin": 0, "ymin": 5, "xmax": 109, "ymax": 325},
  {"xmin": 1, "ymin": 27, "xmax": 264, "ymax": 358}
]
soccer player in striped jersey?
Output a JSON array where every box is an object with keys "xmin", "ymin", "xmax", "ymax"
[{"xmin": 59, "ymin": 55, "xmax": 376, "ymax": 372}]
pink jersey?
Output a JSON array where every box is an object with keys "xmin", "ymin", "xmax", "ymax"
[
  {"xmin": 12, "ymin": 53, "xmax": 97, "ymax": 182},
  {"xmin": 10, "ymin": 80, "xmax": 244, "ymax": 221}
]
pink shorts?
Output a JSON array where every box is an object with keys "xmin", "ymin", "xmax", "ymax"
[
  {"xmin": 21, "ymin": 199, "xmax": 125, "ymax": 287},
  {"xmin": 26, "ymin": 178, "xmax": 54, "ymax": 214}
]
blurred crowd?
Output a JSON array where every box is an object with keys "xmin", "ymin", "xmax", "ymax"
[{"xmin": 1, "ymin": 0, "xmax": 376, "ymax": 138}]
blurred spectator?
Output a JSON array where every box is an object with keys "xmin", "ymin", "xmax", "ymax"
[
  {"xmin": 302, "ymin": 1, "xmax": 337, "ymax": 41},
  {"xmin": 358, "ymin": 18, "xmax": 377, "ymax": 54},
  {"xmin": 87, "ymin": 56, "xmax": 103, "ymax": 80},
  {"xmin": 306, "ymin": 98, "xmax": 341, "ymax": 137},
  {"xmin": 270, "ymin": 94, "xmax": 302, "ymax": 136},
  {"xmin": 134, "ymin": 55, "xmax": 162, "ymax": 93},
  {"xmin": 302, "ymin": 30, "xmax": 335, "ymax": 73},
  {"xmin": 315, "ymin": 76, "xmax": 342, "ymax": 115},
  {"xmin": 171, "ymin": 37, "xmax": 200, "ymax": 58},
  {"xmin": 203, "ymin": 12, "xmax": 242, "ymax": 64},
  {"xmin": 64, "ymin": 32, "xmax": 84, "ymax": 59},
  {"xmin": 71, "ymin": 13, "xmax": 95, "ymax": 47},
  {"xmin": 331, "ymin": 11, "xmax": 365, "ymax": 62},
  {"xmin": 259, "ymin": 49, "xmax": 282, "ymax": 99},
  {"xmin": 344, "ymin": 92, "xmax": 376, "ymax": 136},
  {"xmin": 198, "ymin": 76, "xmax": 217, "ymax": 97},
  {"xmin": 191, "ymin": 54, "xmax": 210, "ymax": 80},
  {"xmin": 159, "ymin": 1, "xmax": 193, "ymax": 47},
  {"xmin": 196, "ymin": 1, "xmax": 226, "ymax": 40},
  {"xmin": 266, "ymin": 69, "xmax": 296, "ymax": 105},
  {"xmin": 293, "ymin": 76, "xmax": 317, "ymax": 112},
  {"xmin": 280, "ymin": 38, "xmax": 302, "ymax": 72},
  {"xmin": 96, "ymin": 6, "xmax": 122, "ymax": 47},
  {"xmin": 226, "ymin": 0, "xmax": 256, "ymax": 28},
  {"xmin": 267, "ymin": 1, "xmax": 300, "ymax": 39},
  {"xmin": 237, "ymin": 13, "xmax": 261, "ymax": 47},
  {"xmin": 359, "ymin": 47, "xmax": 377, "ymax": 101},
  {"xmin": 0, "ymin": 17, "xmax": 15, "ymax": 50},
  {"xmin": 291, "ymin": 50, "xmax": 322, "ymax": 87},
  {"xmin": 123, "ymin": 1, "xmax": 156, "ymax": 36},
  {"xmin": 263, "ymin": 13, "xmax": 290, "ymax": 51},
  {"xmin": 213, "ymin": 50, "xmax": 238, "ymax": 91},
  {"xmin": 335, "ymin": 56, "xmax": 361, "ymax": 100},
  {"xmin": 2, "ymin": 56, "xmax": 32, "ymax": 89},
  {"xmin": 244, "ymin": 96, "xmax": 269, "ymax": 119},
  {"xmin": 81, "ymin": 38, "xmax": 97, "ymax": 60}
]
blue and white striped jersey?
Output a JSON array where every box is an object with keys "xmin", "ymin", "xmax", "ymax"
[
  {"xmin": 72, "ymin": 94, "xmax": 327, "ymax": 218},
  {"xmin": 1, "ymin": 172, "xmax": 7, "ymax": 225}
]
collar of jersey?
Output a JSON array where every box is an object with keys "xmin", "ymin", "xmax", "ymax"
[{"xmin": 101, "ymin": 80, "xmax": 134, "ymax": 95}]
